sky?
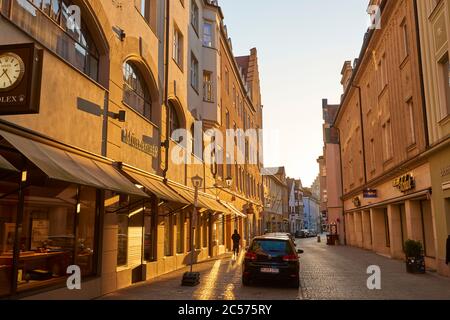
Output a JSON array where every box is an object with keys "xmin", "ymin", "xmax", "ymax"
[{"xmin": 219, "ymin": 0, "xmax": 370, "ymax": 187}]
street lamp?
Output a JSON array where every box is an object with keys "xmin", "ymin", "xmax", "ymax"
[{"xmin": 182, "ymin": 175, "xmax": 203, "ymax": 287}]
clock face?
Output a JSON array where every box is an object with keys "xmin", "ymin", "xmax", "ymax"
[{"xmin": 0, "ymin": 52, "xmax": 25, "ymax": 92}]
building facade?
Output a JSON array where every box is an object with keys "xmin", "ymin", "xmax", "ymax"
[
  {"xmin": 287, "ymin": 178, "xmax": 304, "ymax": 235},
  {"xmin": 302, "ymin": 187, "xmax": 321, "ymax": 234},
  {"xmin": 262, "ymin": 167, "xmax": 289, "ymax": 233},
  {"xmin": 319, "ymin": 99, "xmax": 344, "ymax": 237},
  {"xmin": 332, "ymin": 0, "xmax": 445, "ymax": 275},
  {"xmin": 0, "ymin": 0, "xmax": 264, "ymax": 299},
  {"xmin": 416, "ymin": 0, "xmax": 450, "ymax": 277}
]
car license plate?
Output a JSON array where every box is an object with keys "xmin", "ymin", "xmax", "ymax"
[{"xmin": 261, "ymin": 267, "xmax": 279, "ymax": 274}]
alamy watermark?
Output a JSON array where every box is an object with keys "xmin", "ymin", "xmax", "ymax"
[
  {"xmin": 367, "ymin": 5, "xmax": 382, "ymax": 30},
  {"xmin": 366, "ymin": 265, "xmax": 381, "ymax": 290},
  {"xmin": 17, "ymin": 0, "xmax": 81, "ymax": 31}
]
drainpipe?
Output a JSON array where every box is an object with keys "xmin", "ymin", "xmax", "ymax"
[
  {"xmin": 351, "ymin": 84, "xmax": 368, "ymax": 186},
  {"xmin": 334, "ymin": 126, "xmax": 347, "ymax": 245},
  {"xmin": 162, "ymin": 0, "xmax": 171, "ymax": 180},
  {"xmin": 413, "ymin": 0, "xmax": 430, "ymax": 148}
]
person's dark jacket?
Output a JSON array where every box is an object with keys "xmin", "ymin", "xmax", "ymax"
[
  {"xmin": 446, "ymin": 236, "xmax": 450, "ymax": 265},
  {"xmin": 232, "ymin": 233, "xmax": 241, "ymax": 245}
]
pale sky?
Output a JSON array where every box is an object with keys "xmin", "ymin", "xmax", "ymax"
[{"xmin": 219, "ymin": 0, "xmax": 369, "ymax": 187}]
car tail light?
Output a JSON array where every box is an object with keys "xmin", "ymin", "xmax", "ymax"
[
  {"xmin": 245, "ymin": 252, "xmax": 257, "ymax": 261},
  {"xmin": 283, "ymin": 254, "xmax": 298, "ymax": 262}
]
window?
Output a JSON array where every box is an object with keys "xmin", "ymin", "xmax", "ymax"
[
  {"xmin": 438, "ymin": 53, "xmax": 450, "ymax": 119},
  {"xmin": 203, "ymin": 21, "xmax": 213, "ymax": 47},
  {"xmin": 225, "ymin": 110, "xmax": 230, "ymax": 129},
  {"xmin": 176, "ymin": 212, "xmax": 184, "ymax": 254},
  {"xmin": 136, "ymin": 0, "xmax": 151, "ymax": 22},
  {"xmin": 226, "ymin": 153, "xmax": 232, "ymax": 180},
  {"xmin": 191, "ymin": 52, "xmax": 199, "ymax": 91},
  {"xmin": 401, "ymin": 19, "xmax": 409, "ymax": 59},
  {"xmin": 168, "ymin": 103, "xmax": 181, "ymax": 137},
  {"xmin": 407, "ymin": 99, "xmax": 416, "ymax": 146},
  {"xmin": 13, "ymin": 0, "xmax": 99, "ymax": 81},
  {"xmin": 190, "ymin": 0, "xmax": 199, "ymax": 33},
  {"xmin": 225, "ymin": 67, "xmax": 230, "ymax": 94},
  {"xmin": 203, "ymin": 71, "xmax": 213, "ymax": 102},
  {"xmin": 378, "ymin": 54, "xmax": 388, "ymax": 92},
  {"xmin": 143, "ymin": 212, "xmax": 155, "ymax": 262},
  {"xmin": 202, "ymin": 214, "xmax": 208, "ymax": 248},
  {"xmin": 123, "ymin": 61, "xmax": 152, "ymax": 121},
  {"xmin": 217, "ymin": 146, "xmax": 224, "ymax": 179},
  {"xmin": 218, "ymin": 215, "xmax": 225, "ymax": 246},
  {"xmin": 164, "ymin": 214, "xmax": 173, "ymax": 256},
  {"xmin": 173, "ymin": 26, "xmax": 183, "ymax": 68},
  {"xmin": 232, "ymin": 85, "xmax": 236, "ymax": 109},
  {"xmin": 370, "ymin": 138, "xmax": 376, "ymax": 172},
  {"xmin": 382, "ymin": 119, "xmax": 393, "ymax": 161}
]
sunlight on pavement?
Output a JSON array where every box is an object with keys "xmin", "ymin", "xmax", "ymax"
[
  {"xmin": 223, "ymin": 252, "xmax": 245, "ymax": 300},
  {"xmin": 194, "ymin": 259, "xmax": 222, "ymax": 300}
]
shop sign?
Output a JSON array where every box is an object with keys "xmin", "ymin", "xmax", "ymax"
[
  {"xmin": 352, "ymin": 197, "xmax": 361, "ymax": 208},
  {"xmin": 0, "ymin": 43, "xmax": 42, "ymax": 115},
  {"xmin": 121, "ymin": 129, "xmax": 158, "ymax": 157},
  {"xmin": 393, "ymin": 174, "xmax": 415, "ymax": 193},
  {"xmin": 363, "ymin": 188, "xmax": 377, "ymax": 199}
]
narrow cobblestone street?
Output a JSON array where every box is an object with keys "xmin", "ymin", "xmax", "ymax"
[{"xmin": 100, "ymin": 238, "xmax": 450, "ymax": 300}]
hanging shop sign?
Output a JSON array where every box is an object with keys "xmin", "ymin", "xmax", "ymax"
[
  {"xmin": 0, "ymin": 43, "xmax": 43, "ymax": 115},
  {"xmin": 121, "ymin": 129, "xmax": 159, "ymax": 157},
  {"xmin": 393, "ymin": 174, "xmax": 416, "ymax": 193},
  {"xmin": 363, "ymin": 188, "xmax": 377, "ymax": 199}
]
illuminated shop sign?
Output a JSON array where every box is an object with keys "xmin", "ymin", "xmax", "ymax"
[{"xmin": 393, "ymin": 174, "xmax": 415, "ymax": 193}]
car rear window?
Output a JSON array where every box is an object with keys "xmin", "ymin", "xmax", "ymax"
[{"xmin": 250, "ymin": 239, "xmax": 293, "ymax": 256}]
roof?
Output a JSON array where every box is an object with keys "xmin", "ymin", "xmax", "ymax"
[{"xmin": 235, "ymin": 55, "xmax": 250, "ymax": 81}]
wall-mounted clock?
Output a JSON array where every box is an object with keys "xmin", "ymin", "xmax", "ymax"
[
  {"xmin": 0, "ymin": 52, "xmax": 25, "ymax": 92},
  {"xmin": 0, "ymin": 43, "xmax": 43, "ymax": 115}
]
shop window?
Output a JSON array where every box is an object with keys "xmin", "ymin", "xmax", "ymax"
[
  {"xmin": 10, "ymin": 0, "xmax": 100, "ymax": 81},
  {"xmin": 176, "ymin": 212, "xmax": 184, "ymax": 254},
  {"xmin": 217, "ymin": 214, "xmax": 225, "ymax": 246},
  {"xmin": 195, "ymin": 213, "xmax": 201, "ymax": 250},
  {"xmin": 164, "ymin": 214, "xmax": 173, "ymax": 257},
  {"xmin": 202, "ymin": 214, "xmax": 208, "ymax": 248},
  {"xmin": 117, "ymin": 213, "xmax": 128, "ymax": 267},
  {"xmin": 143, "ymin": 213, "xmax": 155, "ymax": 262},
  {"xmin": 123, "ymin": 61, "xmax": 153, "ymax": 121},
  {"xmin": 383, "ymin": 208, "xmax": 390, "ymax": 248},
  {"xmin": 75, "ymin": 186, "xmax": 97, "ymax": 276},
  {"xmin": 0, "ymin": 176, "xmax": 19, "ymax": 297},
  {"xmin": 13, "ymin": 181, "xmax": 98, "ymax": 293}
]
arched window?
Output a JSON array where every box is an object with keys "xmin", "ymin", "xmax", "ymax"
[
  {"xmin": 168, "ymin": 103, "xmax": 180, "ymax": 135},
  {"xmin": 123, "ymin": 61, "xmax": 152, "ymax": 120},
  {"xmin": 12, "ymin": 0, "xmax": 100, "ymax": 81}
]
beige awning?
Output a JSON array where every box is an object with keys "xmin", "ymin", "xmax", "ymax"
[
  {"xmin": 167, "ymin": 181, "xmax": 229, "ymax": 213},
  {"xmin": 0, "ymin": 155, "xmax": 18, "ymax": 172},
  {"xmin": 124, "ymin": 168, "xmax": 189, "ymax": 205},
  {"xmin": 220, "ymin": 201, "xmax": 247, "ymax": 218},
  {"xmin": 0, "ymin": 130, "xmax": 148, "ymax": 198}
]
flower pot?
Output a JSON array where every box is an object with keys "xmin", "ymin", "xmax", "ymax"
[{"xmin": 406, "ymin": 256, "xmax": 426, "ymax": 274}]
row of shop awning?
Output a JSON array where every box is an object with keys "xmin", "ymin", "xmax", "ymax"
[{"xmin": 0, "ymin": 129, "xmax": 247, "ymax": 217}]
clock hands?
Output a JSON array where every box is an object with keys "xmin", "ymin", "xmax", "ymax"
[
  {"xmin": 3, "ymin": 69, "xmax": 13, "ymax": 85},
  {"xmin": 0, "ymin": 69, "xmax": 7, "ymax": 79}
]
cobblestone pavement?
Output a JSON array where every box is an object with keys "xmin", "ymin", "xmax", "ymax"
[
  {"xmin": 299, "ymin": 237, "xmax": 450, "ymax": 300},
  {"xmin": 100, "ymin": 238, "xmax": 450, "ymax": 300}
]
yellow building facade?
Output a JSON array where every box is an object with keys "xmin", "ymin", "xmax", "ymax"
[{"xmin": 0, "ymin": 0, "xmax": 264, "ymax": 299}]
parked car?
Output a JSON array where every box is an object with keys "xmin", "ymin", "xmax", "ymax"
[
  {"xmin": 242, "ymin": 235, "xmax": 304, "ymax": 288},
  {"xmin": 298, "ymin": 229, "xmax": 310, "ymax": 238},
  {"xmin": 265, "ymin": 232, "xmax": 295, "ymax": 243}
]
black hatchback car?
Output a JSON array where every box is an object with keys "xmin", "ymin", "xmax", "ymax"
[{"xmin": 242, "ymin": 235, "xmax": 303, "ymax": 288}]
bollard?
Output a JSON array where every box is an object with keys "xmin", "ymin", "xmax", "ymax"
[{"xmin": 317, "ymin": 235, "xmax": 321, "ymax": 243}]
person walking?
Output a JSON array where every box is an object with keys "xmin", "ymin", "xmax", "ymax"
[{"xmin": 231, "ymin": 229, "xmax": 241, "ymax": 257}]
